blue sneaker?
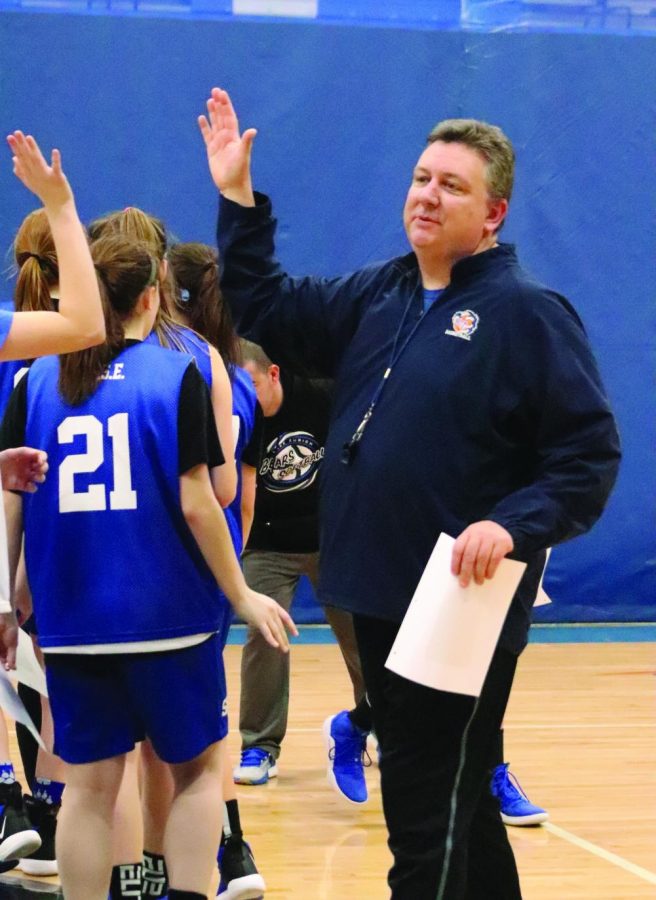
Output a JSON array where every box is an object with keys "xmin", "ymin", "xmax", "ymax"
[
  {"xmin": 233, "ymin": 748, "xmax": 278, "ymax": 786},
  {"xmin": 217, "ymin": 837, "xmax": 265, "ymax": 899},
  {"xmin": 491, "ymin": 763, "xmax": 548, "ymax": 826},
  {"xmin": 322, "ymin": 711, "xmax": 369, "ymax": 805}
]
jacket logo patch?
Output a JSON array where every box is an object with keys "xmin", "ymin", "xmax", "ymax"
[{"xmin": 445, "ymin": 309, "xmax": 479, "ymax": 341}]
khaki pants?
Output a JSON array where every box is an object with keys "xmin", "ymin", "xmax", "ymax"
[{"xmin": 239, "ymin": 549, "xmax": 365, "ymax": 759}]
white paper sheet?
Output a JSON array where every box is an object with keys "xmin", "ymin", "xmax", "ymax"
[
  {"xmin": 0, "ymin": 666, "xmax": 45, "ymax": 748},
  {"xmin": 16, "ymin": 628, "xmax": 48, "ymax": 697},
  {"xmin": 0, "ymin": 474, "xmax": 12, "ymax": 614},
  {"xmin": 385, "ymin": 533, "xmax": 526, "ymax": 697},
  {"xmin": 533, "ymin": 548, "xmax": 552, "ymax": 607}
]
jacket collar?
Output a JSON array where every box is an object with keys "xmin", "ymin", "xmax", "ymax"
[{"xmin": 395, "ymin": 243, "xmax": 518, "ymax": 288}]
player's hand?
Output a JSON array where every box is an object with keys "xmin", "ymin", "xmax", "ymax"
[
  {"xmin": 0, "ymin": 447, "xmax": 48, "ymax": 493},
  {"xmin": 451, "ymin": 521, "xmax": 514, "ymax": 588},
  {"xmin": 6, "ymin": 131, "xmax": 73, "ymax": 211},
  {"xmin": 0, "ymin": 611, "xmax": 19, "ymax": 670},
  {"xmin": 233, "ymin": 589, "xmax": 298, "ymax": 652},
  {"xmin": 198, "ymin": 87, "xmax": 257, "ymax": 204}
]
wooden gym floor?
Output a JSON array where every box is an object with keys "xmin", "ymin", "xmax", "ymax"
[{"xmin": 1, "ymin": 632, "xmax": 655, "ymax": 899}]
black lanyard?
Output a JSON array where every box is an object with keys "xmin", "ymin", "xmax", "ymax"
[{"xmin": 341, "ymin": 289, "xmax": 438, "ymax": 465}]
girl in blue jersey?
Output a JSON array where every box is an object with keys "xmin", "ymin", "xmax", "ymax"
[
  {"xmin": 0, "ymin": 132, "xmax": 104, "ymax": 870},
  {"xmin": 114, "ymin": 238, "xmax": 262, "ymax": 900},
  {"xmin": 0, "ymin": 233, "xmax": 295, "ymax": 900},
  {"xmin": 87, "ymin": 209, "xmax": 243, "ymax": 899},
  {"xmin": 168, "ymin": 242, "xmax": 263, "ymax": 900},
  {"xmin": 168, "ymin": 242, "xmax": 258, "ymax": 555},
  {"xmin": 87, "ymin": 208, "xmax": 237, "ymax": 509},
  {"xmin": 0, "ymin": 209, "xmax": 57, "ymax": 413},
  {"xmin": 0, "ymin": 206, "xmax": 75, "ymax": 879}
]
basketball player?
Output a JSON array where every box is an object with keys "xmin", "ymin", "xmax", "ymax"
[{"xmin": 0, "ymin": 233, "xmax": 295, "ymax": 900}]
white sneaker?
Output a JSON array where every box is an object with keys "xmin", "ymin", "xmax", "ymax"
[{"xmin": 233, "ymin": 748, "xmax": 278, "ymax": 785}]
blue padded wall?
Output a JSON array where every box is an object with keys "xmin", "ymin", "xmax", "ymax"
[{"xmin": 0, "ymin": 13, "xmax": 653, "ymax": 622}]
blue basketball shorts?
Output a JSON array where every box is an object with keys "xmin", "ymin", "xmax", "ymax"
[{"xmin": 44, "ymin": 633, "xmax": 228, "ymax": 765}]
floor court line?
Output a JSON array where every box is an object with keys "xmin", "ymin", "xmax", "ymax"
[{"xmin": 543, "ymin": 822, "xmax": 656, "ymax": 886}]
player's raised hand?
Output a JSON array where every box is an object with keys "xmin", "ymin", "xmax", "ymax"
[
  {"xmin": 6, "ymin": 131, "xmax": 73, "ymax": 211},
  {"xmin": 233, "ymin": 589, "xmax": 298, "ymax": 653},
  {"xmin": 198, "ymin": 87, "xmax": 256, "ymax": 205}
]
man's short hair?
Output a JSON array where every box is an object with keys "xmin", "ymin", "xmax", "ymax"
[
  {"xmin": 427, "ymin": 119, "xmax": 515, "ymax": 203},
  {"xmin": 240, "ymin": 338, "xmax": 273, "ymax": 371}
]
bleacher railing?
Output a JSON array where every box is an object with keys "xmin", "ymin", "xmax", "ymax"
[{"xmin": 2, "ymin": 0, "xmax": 655, "ymax": 33}]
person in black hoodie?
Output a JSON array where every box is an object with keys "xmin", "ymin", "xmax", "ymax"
[{"xmin": 233, "ymin": 340, "xmax": 373, "ymax": 805}]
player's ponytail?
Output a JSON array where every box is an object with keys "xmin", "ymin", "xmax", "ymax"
[
  {"xmin": 58, "ymin": 235, "xmax": 157, "ymax": 405},
  {"xmin": 13, "ymin": 208, "xmax": 59, "ymax": 314},
  {"xmin": 168, "ymin": 241, "xmax": 239, "ymax": 375}
]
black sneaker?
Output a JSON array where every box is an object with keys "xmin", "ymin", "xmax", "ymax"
[
  {"xmin": 18, "ymin": 795, "xmax": 58, "ymax": 876},
  {"xmin": 217, "ymin": 836, "xmax": 265, "ymax": 899},
  {"xmin": 0, "ymin": 781, "xmax": 41, "ymax": 863}
]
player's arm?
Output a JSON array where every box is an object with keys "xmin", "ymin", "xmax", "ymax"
[
  {"xmin": 180, "ymin": 464, "xmax": 295, "ymax": 651},
  {"xmin": 178, "ymin": 363, "xmax": 295, "ymax": 649},
  {"xmin": 0, "ymin": 491, "xmax": 23, "ymax": 667},
  {"xmin": 1, "ymin": 132, "xmax": 104, "ymax": 361},
  {"xmin": 208, "ymin": 345, "xmax": 237, "ymax": 508}
]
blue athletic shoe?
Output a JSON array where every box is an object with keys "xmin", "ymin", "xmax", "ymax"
[
  {"xmin": 491, "ymin": 763, "xmax": 549, "ymax": 826},
  {"xmin": 217, "ymin": 837, "xmax": 265, "ymax": 899},
  {"xmin": 322, "ymin": 710, "xmax": 369, "ymax": 805},
  {"xmin": 233, "ymin": 748, "xmax": 278, "ymax": 786}
]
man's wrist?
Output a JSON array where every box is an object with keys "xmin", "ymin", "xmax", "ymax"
[{"xmin": 220, "ymin": 183, "xmax": 256, "ymax": 207}]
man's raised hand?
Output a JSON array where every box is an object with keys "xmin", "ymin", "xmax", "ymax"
[{"xmin": 198, "ymin": 87, "xmax": 257, "ymax": 206}]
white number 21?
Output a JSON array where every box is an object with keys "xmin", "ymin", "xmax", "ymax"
[{"xmin": 58, "ymin": 413, "xmax": 137, "ymax": 513}]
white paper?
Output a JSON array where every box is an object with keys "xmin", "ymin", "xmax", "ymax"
[
  {"xmin": 385, "ymin": 533, "xmax": 526, "ymax": 697},
  {"xmin": 0, "ymin": 666, "xmax": 45, "ymax": 749},
  {"xmin": 0, "ymin": 473, "xmax": 12, "ymax": 614},
  {"xmin": 16, "ymin": 628, "xmax": 48, "ymax": 697},
  {"xmin": 533, "ymin": 548, "xmax": 552, "ymax": 607}
]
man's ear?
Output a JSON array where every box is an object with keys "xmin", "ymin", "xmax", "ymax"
[
  {"xmin": 486, "ymin": 197, "xmax": 508, "ymax": 234},
  {"xmin": 269, "ymin": 364, "xmax": 281, "ymax": 384}
]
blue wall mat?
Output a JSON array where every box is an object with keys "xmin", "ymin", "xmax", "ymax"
[{"xmin": 0, "ymin": 16, "xmax": 653, "ymax": 622}]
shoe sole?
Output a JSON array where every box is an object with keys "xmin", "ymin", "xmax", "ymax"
[
  {"xmin": 0, "ymin": 830, "xmax": 41, "ymax": 862},
  {"xmin": 18, "ymin": 857, "xmax": 58, "ymax": 876},
  {"xmin": 321, "ymin": 717, "xmax": 368, "ymax": 806},
  {"xmin": 217, "ymin": 872, "xmax": 266, "ymax": 899},
  {"xmin": 501, "ymin": 811, "xmax": 549, "ymax": 826},
  {"xmin": 233, "ymin": 765, "xmax": 278, "ymax": 786}
]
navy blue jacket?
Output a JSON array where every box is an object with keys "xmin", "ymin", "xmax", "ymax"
[{"xmin": 218, "ymin": 193, "xmax": 620, "ymax": 653}]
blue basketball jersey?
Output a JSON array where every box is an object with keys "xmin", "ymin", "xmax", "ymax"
[
  {"xmin": 145, "ymin": 324, "xmax": 212, "ymax": 388},
  {"xmin": 225, "ymin": 366, "xmax": 257, "ymax": 556},
  {"xmin": 218, "ymin": 367, "xmax": 256, "ymax": 647},
  {"xmin": 0, "ymin": 359, "xmax": 29, "ymax": 417},
  {"xmin": 0, "ymin": 309, "xmax": 13, "ymax": 352},
  {"xmin": 23, "ymin": 341, "xmax": 229, "ymax": 648}
]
